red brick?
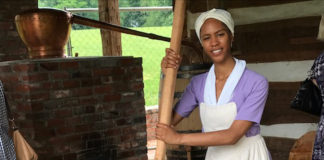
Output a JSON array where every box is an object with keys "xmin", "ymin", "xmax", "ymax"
[
  {"xmin": 119, "ymin": 142, "xmax": 132, "ymax": 150},
  {"xmin": 120, "ymin": 59, "xmax": 133, "ymax": 66},
  {"xmin": 57, "ymin": 126, "xmax": 75, "ymax": 135},
  {"xmin": 0, "ymin": 22, "xmax": 12, "ymax": 30},
  {"xmin": 14, "ymin": 84, "xmax": 30, "ymax": 92},
  {"xmin": 22, "ymin": 73, "xmax": 49, "ymax": 82},
  {"xmin": 60, "ymin": 61, "xmax": 79, "ymax": 70},
  {"xmin": 48, "ymin": 137, "xmax": 67, "ymax": 146},
  {"xmin": 118, "ymin": 150, "xmax": 135, "ymax": 159},
  {"xmin": 130, "ymin": 66, "xmax": 143, "ymax": 73},
  {"xmin": 12, "ymin": 64, "xmax": 36, "ymax": 72},
  {"xmin": 93, "ymin": 68, "xmax": 113, "ymax": 76},
  {"xmin": 79, "ymin": 97, "xmax": 97, "ymax": 105},
  {"xmin": 94, "ymin": 85, "xmax": 112, "ymax": 94},
  {"xmin": 80, "ymin": 78, "xmax": 101, "ymax": 87},
  {"xmin": 123, "ymin": 108, "xmax": 136, "ymax": 117},
  {"xmin": 52, "ymin": 90, "xmax": 71, "ymax": 99},
  {"xmin": 72, "ymin": 88, "xmax": 92, "ymax": 97},
  {"xmin": 106, "ymin": 128, "xmax": 121, "ymax": 136},
  {"xmin": 30, "ymin": 102, "xmax": 44, "ymax": 111},
  {"xmin": 18, "ymin": 120, "xmax": 34, "ymax": 129},
  {"xmin": 130, "ymin": 82, "xmax": 144, "ymax": 91},
  {"xmin": 19, "ymin": 83, "xmax": 42, "ymax": 91},
  {"xmin": 10, "ymin": 93, "xmax": 23, "ymax": 99},
  {"xmin": 16, "ymin": 103, "xmax": 32, "ymax": 112},
  {"xmin": 30, "ymin": 92, "xmax": 49, "ymax": 101},
  {"xmin": 51, "ymin": 71, "xmax": 70, "ymax": 80},
  {"xmin": 55, "ymin": 109, "xmax": 72, "ymax": 118},
  {"xmin": 35, "ymin": 128, "xmax": 56, "ymax": 138},
  {"xmin": 48, "ymin": 119, "xmax": 65, "ymax": 127},
  {"xmin": 104, "ymin": 94, "xmax": 121, "ymax": 102},
  {"xmin": 0, "ymin": 65, "xmax": 11, "ymax": 72},
  {"xmin": 75, "ymin": 124, "xmax": 92, "ymax": 132},
  {"xmin": 63, "ymin": 153, "xmax": 77, "ymax": 160},
  {"xmin": 0, "ymin": 74, "xmax": 19, "ymax": 83},
  {"xmin": 39, "ymin": 62, "xmax": 59, "ymax": 71},
  {"xmin": 66, "ymin": 117, "xmax": 82, "ymax": 126},
  {"xmin": 62, "ymin": 80, "xmax": 80, "ymax": 88}
]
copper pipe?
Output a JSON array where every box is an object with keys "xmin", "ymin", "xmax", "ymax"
[
  {"xmin": 72, "ymin": 15, "xmax": 203, "ymax": 61},
  {"xmin": 72, "ymin": 14, "xmax": 171, "ymax": 42}
]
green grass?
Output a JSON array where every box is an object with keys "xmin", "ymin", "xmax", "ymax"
[{"xmin": 70, "ymin": 26, "xmax": 172, "ymax": 106}]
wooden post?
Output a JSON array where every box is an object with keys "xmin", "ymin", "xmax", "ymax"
[
  {"xmin": 154, "ymin": 0, "xmax": 186, "ymax": 159},
  {"xmin": 98, "ymin": 0, "xmax": 122, "ymax": 56}
]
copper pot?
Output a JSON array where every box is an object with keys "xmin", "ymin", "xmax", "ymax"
[{"xmin": 15, "ymin": 8, "xmax": 72, "ymax": 59}]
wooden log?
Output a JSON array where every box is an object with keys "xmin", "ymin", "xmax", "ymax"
[
  {"xmin": 261, "ymin": 82, "xmax": 319, "ymax": 125},
  {"xmin": 154, "ymin": 0, "xmax": 186, "ymax": 159},
  {"xmin": 98, "ymin": 0, "xmax": 121, "ymax": 56}
]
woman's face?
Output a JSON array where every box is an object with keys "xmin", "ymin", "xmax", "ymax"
[{"xmin": 200, "ymin": 18, "xmax": 233, "ymax": 64}]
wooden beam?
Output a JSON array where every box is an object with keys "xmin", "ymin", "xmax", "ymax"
[
  {"xmin": 98, "ymin": 0, "xmax": 121, "ymax": 56},
  {"xmin": 154, "ymin": 0, "xmax": 186, "ymax": 159}
]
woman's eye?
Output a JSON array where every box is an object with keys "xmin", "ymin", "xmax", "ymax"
[
  {"xmin": 217, "ymin": 33, "xmax": 225, "ymax": 37},
  {"xmin": 202, "ymin": 37, "xmax": 210, "ymax": 41}
]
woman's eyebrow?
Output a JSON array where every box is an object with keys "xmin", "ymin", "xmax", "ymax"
[{"xmin": 201, "ymin": 28, "xmax": 227, "ymax": 37}]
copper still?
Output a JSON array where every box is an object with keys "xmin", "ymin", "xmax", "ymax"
[
  {"xmin": 15, "ymin": 8, "xmax": 200, "ymax": 59},
  {"xmin": 15, "ymin": 9, "xmax": 72, "ymax": 59}
]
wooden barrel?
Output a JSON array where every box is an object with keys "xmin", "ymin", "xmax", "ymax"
[
  {"xmin": 289, "ymin": 131, "xmax": 316, "ymax": 160},
  {"xmin": 160, "ymin": 63, "xmax": 211, "ymax": 160}
]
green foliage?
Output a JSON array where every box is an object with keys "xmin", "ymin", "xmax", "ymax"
[{"xmin": 38, "ymin": 0, "xmax": 173, "ymax": 27}]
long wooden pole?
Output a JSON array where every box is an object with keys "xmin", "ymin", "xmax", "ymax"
[{"xmin": 154, "ymin": 0, "xmax": 186, "ymax": 160}]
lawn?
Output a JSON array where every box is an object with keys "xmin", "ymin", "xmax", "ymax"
[{"xmin": 70, "ymin": 26, "xmax": 172, "ymax": 106}]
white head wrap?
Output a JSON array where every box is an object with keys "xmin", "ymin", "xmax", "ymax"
[{"xmin": 195, "ymin": 8, "xmax": 234, "ymax": 41}]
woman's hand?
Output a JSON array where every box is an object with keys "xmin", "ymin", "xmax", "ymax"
[
  {"xmin": 161, "ymin": 48, "xmax": 182, "ymax": 74},
  {"xmin": 156, "ymin": 123, "xmax": 182, "ymax": 145}
]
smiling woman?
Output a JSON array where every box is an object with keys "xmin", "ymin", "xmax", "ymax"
[{"xmin": 157, "ymin": 8, "xmax": 272, "ymax": 160}]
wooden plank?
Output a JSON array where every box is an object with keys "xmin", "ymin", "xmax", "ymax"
[
  {"xmin": 235, "ymin": 16, "xmax": 321, "ymax": 32},
  {"xmin": 224, "ymin": 0, "xmax": 307, "ymax": 9},
  {"xmin": 264, "ymin": 136, "xmax": 297, "ymax": 160},
  {"xmin": 261, "ymin": 82, "xmax": 320, "ymax": 125},
  {"xmin": 236, "ymin": 50, "xmax": 322, "ymax": 63},
  {"xmin": 188, "ymin": 0, "xmax": 307, "ymax": 13},
  {"xmin": 233, "ymin": 16, "xmax": 324, "ymax": 63}
]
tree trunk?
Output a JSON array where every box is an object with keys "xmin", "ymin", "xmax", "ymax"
[{"xmin": 98, "ymin": 0, "xmax": 122, "ymax": 56}]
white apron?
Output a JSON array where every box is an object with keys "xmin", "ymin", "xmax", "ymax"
[{"xmin": 200, "ymin": 102, "xmax": 270, "ymax": 160}]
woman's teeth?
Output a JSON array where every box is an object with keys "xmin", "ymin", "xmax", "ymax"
[{"xmin": 212, "ymin": 49, "xmax": 221, "ymax": 54}]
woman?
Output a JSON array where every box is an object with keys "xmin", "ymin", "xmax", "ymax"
[
  {"xmin": 0, "ymin": 81, "xmax": 16, "ymax": 160},
  {"xmin": 309, "ymin": 52, "xmax": 324, "ymax": 160},
  {"xmin": 156, "ymin": 8, "xmax": 271, "ymax": 159}
]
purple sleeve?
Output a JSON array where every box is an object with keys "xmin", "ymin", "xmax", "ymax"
[
  {"xmin": 173, "ymin": 79, "xmax": 199, "ymax": 117},
  {"xmin": 235, "ymin": 78, "xmax": 269, "ymax": 123}
]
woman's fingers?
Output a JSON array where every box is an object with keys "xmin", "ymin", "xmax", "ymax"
[
  {"xmin": 165, "ymin": 48, "xmax": 181, "ymax": 69},
  {"xmin": 161, "ymin": 48, "xmax": 182, "ymax": 73},
  {"xmin": 156, "ymin": 123, "xmax": 182, "ymax": 145}
]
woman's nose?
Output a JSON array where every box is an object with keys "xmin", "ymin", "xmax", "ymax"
[{"xmin": 210, "ymin": 36, "xmax": 219, "ymax": 47}]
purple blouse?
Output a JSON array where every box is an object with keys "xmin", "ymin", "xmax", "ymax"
[{"xmin": 174, "ymin": 68, "xmax": 269, "ymax": 137}]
